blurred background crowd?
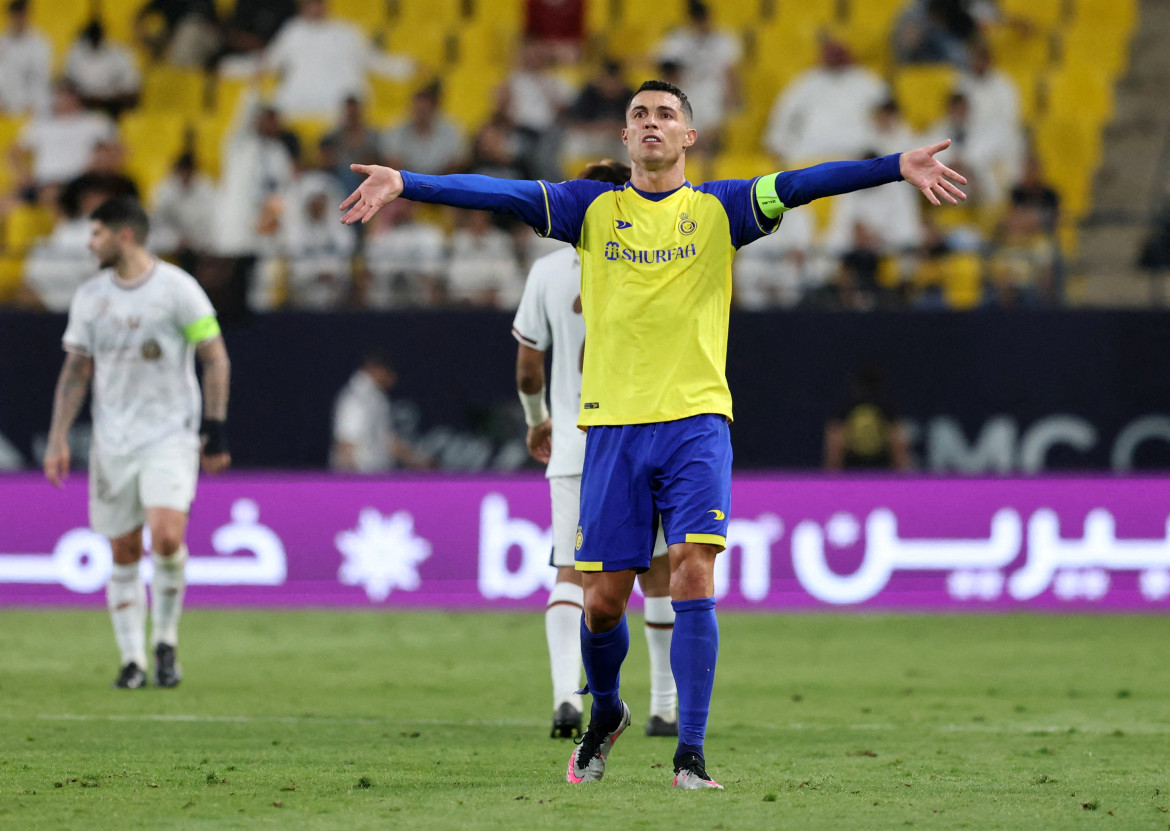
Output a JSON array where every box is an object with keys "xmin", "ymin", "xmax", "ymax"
[{"xmin": 0, "ymin": 0, "xmax": 1152, "ymax": 316}]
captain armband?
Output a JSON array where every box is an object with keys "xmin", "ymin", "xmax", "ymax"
[
  {"xmin": 183, "ymin": 315, "xmax": 221, "ymax": 344},
  {"xmin": 755, "ymin": 173, "xmax": 791, "ymax": 219},
  {"xmin": 519, "ymin": 389, "xmax": 550, "ymax": 428}
]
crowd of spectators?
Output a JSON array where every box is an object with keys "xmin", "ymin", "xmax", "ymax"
[{"xmin": 0, "ymin": 0, "xmax": 1068, "ymax": 315}]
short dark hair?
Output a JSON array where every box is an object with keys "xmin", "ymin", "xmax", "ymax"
[
  {"xmin": 90, "ymin": 196, "xmax": 150, "ymax": 242},
  {"xmin": 629, "ymin": 80, "xmax": 693, "ymax": 124},
  {"xmin": 579, "ymin": 159, "xmax": 631, "ymax": 187}
]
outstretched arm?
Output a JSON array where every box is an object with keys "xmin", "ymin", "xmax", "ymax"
[
  {"xmin": 767, "ymin": 140, "xmax": 967, "ymax": 212},
  {"xmin": 340, "ymin": 163, "xmax": 601, "ymax": 244},
  {"xmin": 196, "ymin": 335, "xmax": 231, "ymax": 474},
  {"xmin": 44, "ymin": 351, "xmax": 93, "ymax": 487}
]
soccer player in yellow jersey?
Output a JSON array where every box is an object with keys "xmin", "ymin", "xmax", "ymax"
[{"xmin": 341, "ymin": 80, "xmax": 966, "ymax": 790}]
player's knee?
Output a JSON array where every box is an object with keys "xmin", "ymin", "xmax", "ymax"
[
  {"xmin": 582, "ymin": 594, "xmax": 625, "ymax": 632},
  {"xmin": 150, "ymin": 529, "xmax": 184, "ymax": 557}
]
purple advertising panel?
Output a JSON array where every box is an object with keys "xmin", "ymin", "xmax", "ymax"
[{"xmin": 1, "ymin": 473, "xmax": 1169, "ymax": 610}]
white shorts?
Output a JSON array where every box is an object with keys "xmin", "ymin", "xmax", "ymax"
[
  {"xmin": 549, "ymin": 474, "xmax": 667, "ymax": 569},
  {"xmin": 89, "ymin": 436, "xmax": 200, "ymax": 539}
]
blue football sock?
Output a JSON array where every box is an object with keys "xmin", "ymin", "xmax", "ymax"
[
  {"xmin": 580, "ymin": 614, "xmax": 629, "ymax": 727},
  {"xmin": 671, "ymin": 597, "xmax": 719, "ymax": 759}
]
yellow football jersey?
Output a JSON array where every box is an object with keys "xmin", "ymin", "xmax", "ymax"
[{"xmin": 541, "ymin": 179, "xmax": 780, "ymax": 427}]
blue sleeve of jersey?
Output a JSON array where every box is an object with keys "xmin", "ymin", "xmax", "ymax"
[
  {"xmin": 698, "ymin": 178, "xmax": 778, "ymax": 249},
  {"xmin": 775, "ymin": 154, "xmax": 903, "ymax": 209},
  {"xmin": 400, "ymin": 172, "xmax": 608, "ymax": 245}
]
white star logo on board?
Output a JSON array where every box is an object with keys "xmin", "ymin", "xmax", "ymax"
[{"xmin": 335, "ymin": 508, "xmax": 432, "ymax": 602}]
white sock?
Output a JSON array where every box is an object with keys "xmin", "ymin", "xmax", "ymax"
[
  {"xmin": 546, "ymin": 582, "xmax": 584, "ymax": 711},
  {"xmin": 643, "ymin": 595, "xmax": 677, "ymax": 720},
  {"xmin": 107, "ymin": 561, "xmax": 147, "ymax": 668},
  {"xmin": 150, "ymin": 545, "xmax": 188, "ymax": 648}
]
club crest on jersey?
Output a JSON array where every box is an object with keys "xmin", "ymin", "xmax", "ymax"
[
  {"xmin": 575, "ymin": 525, "xmax": 584, "ymax": 550},
  {"xmin": 678, "ymin": 213, "xmax": 697, "ymax": 235},
  {"xmin": 140, "ymin": 339, "xmax": 162, "ymax": 360}
]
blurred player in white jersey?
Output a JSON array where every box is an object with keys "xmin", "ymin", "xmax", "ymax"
[
  {"xmin": 513, "ymin": 160, "xmax": 678, "ymax": 740},
  {"xmin": 44, "ymin": 196, "xmax": 232, "ymax": 690}
]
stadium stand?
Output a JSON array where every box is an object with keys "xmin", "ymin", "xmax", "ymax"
[{"xmin": 0, "ymin": 0, "xmax": 1151, "ymax": 310}]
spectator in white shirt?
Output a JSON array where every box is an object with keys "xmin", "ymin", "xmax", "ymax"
[
  {"xmin": 263, "ymin": 0, "xmax": 413, "ymax": 119},
  {"xmin": 380, "ymin": 82, "xmax": 468, "ymax": 176},
  {"xmin": 361, "ymin": 197, "xmax": 446, "ymax": 308},
  {"xmin": 12, "ymin": 79, "xmax": 116, "ymax": 191},
  {"xmin": 0, "ymin": 0, "xmax": 51, "ymax": 116},
  {"xmin": 64, "ymin": 19, "xmax": 141, "ymax": 118},
  {"xmin": 446, "ymin": 208, "xmax": 523, "ymax": 309},
  {"xmin": 655, "ymin": 0, "xmax": 742, "ymax": 147},
  {"xmin": 501, "ymin": 39, "xmax": 574, "ymax": 179},
  {"xmin": 733, "ymin": 206, "xmax": 818, "ymax": 309},
  {"xmin": 924, "ymin": 90, "xmax": 1019, "ymax": 207},
  {"xmin": 331, "ymin": 351, "xmax": 430, "ymax": 472},
  {"xmin": 956, "ymin": 41, "xmax": 1023, "ymax": 173},
  {"xmin": 281, "ymin": 172, "xmax": 356, "ymax": 309},
  {"xmin": 866, "ymin": 98, "xmax": 920, "ymax": 158},
  {"xmin": 763, "ymin": 34, "xmax": 888, "ymax": 167},
  {"xmin": 822, "ymin": 154, "xmax": 926, "ymax": 256},
  {"xmin": 150, "ymin": 152, "xmax": 217, "ymax": 272},
  {"xmin": 18, "ymin": 176, "xmax": 113, "ymax": 311},
  {"xmin": 213, "ymin": 91, "xmax": 298, "ymax": 257}
]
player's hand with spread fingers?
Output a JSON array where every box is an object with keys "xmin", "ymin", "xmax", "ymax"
[
  {"xmin": 526, "ymin": 419, "xmax": 553, "ymax": 464},
  {"xmin": 900, "ymin": 139, "xmax": 968, "ymax": 207},
  {"xmin": 340, "ymin": 164, "xmax": 405, "ymax": 224}
]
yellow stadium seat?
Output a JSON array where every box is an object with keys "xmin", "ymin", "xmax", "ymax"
[
  {"xmin": 772, "ymin": 0, "xmax": 837, "ymax": 30},
  {"xmin": 893, "ymin": 64, "xmax": 958, "ymax": 131},
  {"xmin": 330, "ymin": 0, "xmax": 390, "ymax": 32},
  {"xmin": 1033, "ymin": 114, "xmax": 1101, "ymax": 219},
  {"xmin": 454, "ymin": 18, "xmax": 519, "ymax": 69},
  {"xmin": 367, "ymin": 76, "xmax": 414, "ymax": 128},
  {"xmin": 1044, "ymin": 66, "xmax": 1114, "ymax": 122},
  {"xmin": 211, "ymin": 75, "xmax": 251, "ymax": 122},
  {"xmin": 0, "ymin": 116, "xmax": 27, "ymax": 191},
  {"xmin": 284, "ymin": 117, "xmax": 334, "ymax": 166},
  {"xmin": 393, "ymin": 0, "xmax": 463, "ymax": 27},
  {"xmin": 711, "ymin": 0, "xmax": 766, "ymax": 29},
  {"xmin": 467, "ymin": 0, "xmax": 525, "ymax": 27},
  {"xmin": 442, "ymin": 65, "xmax": 507, "ymax": 132},
  {"xmin": 190, "ymin": 113, "xmax": 233, "ymax": 178},
  {"xmin": 100, "ymin": 0, "xmax": 145, "ymax": 46},
  {"xmin": 984, "ymin": 25, "xmax": 1051, "ymax": 79},
  {"xmin": 940, "ymin": 252, "xmax": 984, "ymax": 309},
  {"xmin": 709, "ymin": 152, "xmax": 776, "ymax": 182},
  {"xmin": 1060, "ymin": 22, "xmax": 1131, "ymax": 81},
  {"xmin": 0, "ymin": 256, "xmax": 23, "ymax": 302},
  {"xmin": 3, "ymin": 205, "xmax": 55, "ymax": 256},
  {"xmin": 120, "ymin": 112, "xmax": 190, "ymax": 200},
  {"xmin": 754, "ymin": 20, "xmax": 820, "ymax": 91},
  {"xmin": 29, "ymin": 1, "xmax": 91, "ymax": 70},
  {"xmin": 383, "ymin": 23, "xmax": 452, "ymax": 73},
  {"xmin": 999, "ymin": 0, "xmax": 1065, "ymax": 31},
  {"xmin": 1072, "ymin": 0, "xmax": 1137, "ymax": 35},
  {"xmin": 586, "ymin": 0, "xmax": 616, "ymax": 36},
  {"xmin": 841, "ymin": 0, "xmax": 902, "ymax": 70},
  {"xmin": 141, "ymin": 66, "xmax": 208, "ymax": 114}
]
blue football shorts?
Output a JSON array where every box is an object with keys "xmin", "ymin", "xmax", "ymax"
[{"xmin": 575, "ymin": 413, "xmax": 732, "ymax": 573}]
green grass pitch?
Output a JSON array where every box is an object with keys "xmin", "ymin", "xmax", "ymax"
[{"xmin": 2, "ymin": 609, "xmax": 1169, "ymax": 829}]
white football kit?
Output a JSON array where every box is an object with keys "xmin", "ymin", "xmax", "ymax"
[
  {"xmin": 513, "ymin": 246, "xmax": 666, "ymax": 567},
  {"xmin": 62, "ymin": 260, "xmax": 218, "ymax": 537}
]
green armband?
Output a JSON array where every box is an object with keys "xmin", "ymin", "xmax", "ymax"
[
  {"xmin": 755, "ymin": 173, "xmax": 790, "ymax": 219},
  {"xmin": 183, "ymin": 315, "xmax": 221, "ymax": 344}
]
